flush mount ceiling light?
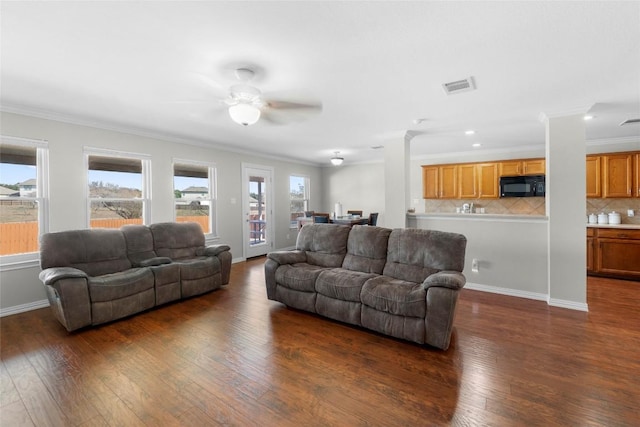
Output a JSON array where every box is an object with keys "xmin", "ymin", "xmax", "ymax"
[
  {"xmin": 465, "ymin": 130, "xmax": 476, "ymax": 135},
  {"xmin": 583, "ymin": 115, "xmax": 595, "ymax": 121},
  {"xmin": 330, "ymin": 151, "xmax": 344, "ymax": 166}
]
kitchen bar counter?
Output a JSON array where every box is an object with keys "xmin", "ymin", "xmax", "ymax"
[{"xmin": 409, "ymin": 212, "xmax": 547, "ymax": 223}]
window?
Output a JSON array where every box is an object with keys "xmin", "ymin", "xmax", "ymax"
[
  {"xmin": 174, "ymin": 160, "xmax": 216, "ymax": 236},
  {"xmin": 289, "ymin": 175, "xmax": 310, "ymax": 228},
  {"xmin": 0, "ymin": 136, "xmax": 49, "ymax": 257},
  {"xmin": 85, "ymin": 149, "xmax": 150, "ymax": 229}
]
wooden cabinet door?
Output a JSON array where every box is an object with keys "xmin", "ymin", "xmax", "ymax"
[
  {"xmin": 635, "ymin": 154, "xmax": 640, "ymax": 197},
  {"xmin": 422, "ymin": 166, "xmax": 439, "ymax": 199},
  {"xmin": 602, "ymin": 154, "xmax": 633, "ymax": 198},
  {"xmin": 499, "ymin": 161, "xmax": 521, "ymax": 176},
  {"xmin": 596, "ymin": 239, "xmax": 640, "ymax": 279},
  {"xmin": 587, "ymin": 236, "xmax": 594, "ymax": 273},
  {"xmin": 477, "ymin": 163, "xmax": 499, "ymax": 198},
  {"xmin": 439, "ymin": 165, "xmax": 458, "ymax": 198},
  {"xmin": 523, "ymin": 159, "xmax": 545, "ymax": 175},
  {"xmin": 458, "ymin": 164, "xmax": 477, "ymax": 198},
  {"xmin": 586, "ymin": 156, "xmax": 601, "ymax": 198}
]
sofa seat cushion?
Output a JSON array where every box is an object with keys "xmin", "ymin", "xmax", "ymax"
[
  {"xmin": 275, "ymin": 263, "xmax": 327, "ymax": 292},
  {"xmin": 88, "ymin": 268, "xmax": 154, "ymax": 303},
  {"xmin": 361, "ymin": 276, "xmax": 426, "ymax": 317},
  {"xmin": 174, "ymin": 256, "xmax": 220, "ymax": 280},
  {"xmin": 316, "ymin": 268, "xmax": 377, "ymax": 302}
]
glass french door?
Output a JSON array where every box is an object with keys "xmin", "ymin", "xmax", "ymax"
[{"xmin": 242, "ymin": 164, "xmax": 273, "ymax": 258}]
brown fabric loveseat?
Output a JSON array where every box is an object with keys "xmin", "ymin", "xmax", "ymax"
[
  {"xmin": 39, "ymin": 222, "xmax": 231, "ymax": 331},
  {"xmin": 264, "ymin": 224, "xmax": 467, "ymax": 350}
]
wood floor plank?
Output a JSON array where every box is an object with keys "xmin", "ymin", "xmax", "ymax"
[{"xmin": 1, "ymin": 259, "xmax": 639, "ymax": 426}]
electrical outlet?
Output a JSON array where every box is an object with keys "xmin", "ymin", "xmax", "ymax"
[
  {"xmin": 471, "ymin": 258, "xmax": 479, "ymax": 273},
  {"xmin": 628, "ymin": 209, "xmax": 635, "ymax": 217}
]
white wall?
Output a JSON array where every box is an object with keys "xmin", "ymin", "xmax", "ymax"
[
  {"xmin": 0, "ymin": 112, "xmax": 322, "ymax": 313},
  {"xmin": 321, "ymin": 162, "xmax": 385, "ymax": 225},
  {"xmin": 408, "ymin": 215, "xmax": 549, "ymax": 299}
]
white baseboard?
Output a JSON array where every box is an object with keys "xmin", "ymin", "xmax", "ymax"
[
  {"xmin": 465, "ymin": 282, "xmax": 548, "ymax": 301},
  {"xmin": 548, "ymin": 298, "xmax": 589, "ymax": 312},
  {"xmin": 231, "ymin": 257, "xmax": 246, "ymax": 263},
  {"xmin": 465, "ymin": 282, "xmax": 589, "ymax": 312},
  {"xmin": 0, "ymin": 299, "xmax": 49, "ymax": 318}
]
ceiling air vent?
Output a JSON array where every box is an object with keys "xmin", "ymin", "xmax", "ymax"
[
  {"xmin": 442, "ymin": 76, "xmax": 476, "ymax": 95},
  {"xmin": 619, "ymin": 118, "xmax": 640, "ymax": 126}
]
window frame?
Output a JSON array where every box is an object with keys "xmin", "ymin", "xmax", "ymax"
[
  {"xmin": 289, "ymin": 174, "xmax": 310, "ymax": 229},
  {"xmin": 84, "ymin": 147, "xmax": 151, "ymax": 228},
  {"xmin": 172, "ymin": 158, "xmax": 218, "ymax": 238},
  {"xmin": 0, "ymin": 135, "xmax": 49, "ymax": 269}
]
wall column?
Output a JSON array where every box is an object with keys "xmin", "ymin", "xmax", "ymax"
[
  {"xmin": 540, "ymin": 108, "xmax": 590, "ymax": 311},
  {"xmin": 384, "ymin": 132, "xmax": 414, "ymax": 228}
]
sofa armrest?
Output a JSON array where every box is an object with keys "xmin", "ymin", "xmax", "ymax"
[
  {"xmin": 422, "ymin": 270, "xmax": 466, "ymax": 291},
  {"xmin": 204, "ymin": 244, "xmax": 231, "ymax": 257},
  {"xmin": 135, "ymin": 257, "xmax": 172, "ymax": 267},
  {"xmin": 38, "ymin": 267, "xmax": 92, "ymax": 332},
  {"xmin": 39, "ymin": 267, "xmax": 88, "ymax": 287},
  {"xmin": 267, "ymin": 250, "xmax": 307, "ymax": 265}
]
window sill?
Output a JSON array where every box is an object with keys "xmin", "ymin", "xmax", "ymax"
[{"xmin": 0, "ymin": 252, "xmax": 40, "ymax": 272}]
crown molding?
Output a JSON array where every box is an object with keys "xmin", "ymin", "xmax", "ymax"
[{"xmin": 0, "ymin": 104, "xmax": 320, "ymax": 167}]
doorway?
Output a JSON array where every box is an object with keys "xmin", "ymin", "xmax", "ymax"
[{"xmin": 242, "ymin": 163, "xmax": 274, "ymax": 259}]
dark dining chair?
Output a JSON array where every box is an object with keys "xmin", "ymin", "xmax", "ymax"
[
  {"xmin": 313, "ymin": 215, "xmax": 329, "ymax": 223},
  {"xmin": 347, "ymin": 210, "xmax": 363, "ymax": 216},
  {"xmin": 304, "ymin": 210, "xmax": 315, "ymax": 217},
  {"xmin": 368, "ymin": 213, "xmax": 378, "ymax": 226}
]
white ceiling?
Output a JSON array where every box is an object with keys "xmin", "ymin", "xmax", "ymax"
[{"xmin": 2, "ymin": 1, "xmax": 639, "ymax": 166}]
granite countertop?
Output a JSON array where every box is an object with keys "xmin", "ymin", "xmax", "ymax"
[
  {"xmin": 586, "ymin": 223, "xmax": 640, "ymax": 229},
  {"xmin": 408, "ymin": 212, "xmax": 548, "ymax": 222}
]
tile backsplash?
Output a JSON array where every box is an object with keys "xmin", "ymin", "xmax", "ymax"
[
  {"xmin": 587, "ymin": 198, "xmax": 640, "ymax": 225},
  {"xmin": 424, "ymin": 198, "xmax": 545, "ymax": 216},
  {"xmin": 423, "ymin": 197, "xmax": 640, "ymax": 224}
]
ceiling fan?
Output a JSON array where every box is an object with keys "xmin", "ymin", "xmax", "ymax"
[{"xmin": 219, "ymin": 67, "xmax": 322, "ymax": 126}]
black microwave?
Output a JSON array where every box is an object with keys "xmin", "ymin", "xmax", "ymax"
[{"xmin": 500, "ymin": 175, "xmax": 545, "ymax": 197}]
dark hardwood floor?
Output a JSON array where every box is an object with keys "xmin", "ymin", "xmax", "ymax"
[{"xmin": 1, "ymin": 259, "xmax": 639, "ymax": 426}]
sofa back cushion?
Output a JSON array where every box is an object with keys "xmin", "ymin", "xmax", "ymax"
[
  {"xmin": 383, "ymin": 228, "xmax": 467, "ymax": 283},
  {"xmin": 150, "ymin": 222, "xmax": 205, "ymax": 260},
  {"xmin": 121, "ymin": 225, "xmax": 157, "ymax": 265},
  {"xmin": 342, "ymin": 225, "xmax": 392, "ymax": 274},
  {"xmin": 40, "ymin": 229, "xmax": 131, "ymax": 277},
  {"xmin": 296, "ymin": 223, "xmax": 350, "ymax": 267}
]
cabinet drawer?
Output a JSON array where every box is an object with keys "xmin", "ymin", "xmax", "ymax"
[{"xmin": 597, "ymin": 229, "xmax": 640, "ymax": 240}]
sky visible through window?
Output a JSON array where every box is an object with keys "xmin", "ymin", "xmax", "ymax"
[{"xmin": 0, "ymin": 164, "xmax": 36, "ymax": 186}]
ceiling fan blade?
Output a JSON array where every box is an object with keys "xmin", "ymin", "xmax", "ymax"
[{"xmin": 261, "ymin": 103, "xmax": 322, "ymax": 125}]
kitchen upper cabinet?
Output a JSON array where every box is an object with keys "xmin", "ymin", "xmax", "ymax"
[
  {"xmin": 458, "ymin": 164, "xmax": 477, "ymax": 198},
  {"xmin": 635, "ymin": 154, "xmax": 640, "ymax": 197},
  {"xmin": 423, "ymin": 162, "xmax": 504, "ymax": 199},
  {"xmin": 440, "ymin": 165, "xmax": 458, "ymax": 198},
  {"xmin": 422, "ymin": 166, "xmax": 439, "ymax": 199},
  {"xmin": 586, "ymin": 156, "xmax": 601, "ymax": 198},
  {"xmin": 499, "ymin": 159, "xmax": 545, "ymax": 176},
  {"xmin": 422, "ymin": 165, "xmax": 458, "ymax": 199},
  {"xmin": 602, "ymin": 153, "xmax": 633, "ymax": 198},
  {"xmin": 477, "ymin": 163, "xmax": 499, "ymax": 198}
]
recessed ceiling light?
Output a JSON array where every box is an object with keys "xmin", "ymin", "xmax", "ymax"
[
  {"xmin": 472, "ymin": 143, "xmax": 482, "ymax": 148},
  {"xmin": 465, "ymin": 130, "xmax": 475, "ymax": 135},
  {"xmin": 583, "ymin": 115, "xmax": 594, "ymax": 121}
]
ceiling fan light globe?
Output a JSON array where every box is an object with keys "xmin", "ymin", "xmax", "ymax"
[
  {"xmin": 229, "ymin": 103, "xmax": 261, "ymax": 126},
  {"xmin": 330, "ymin": 157, "xmax": 344, "ymax": 166}
]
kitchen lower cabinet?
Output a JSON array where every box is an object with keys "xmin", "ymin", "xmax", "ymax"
[{"xmin": 588, "ymin": 227, "xmax": 640, "ymax": 281}]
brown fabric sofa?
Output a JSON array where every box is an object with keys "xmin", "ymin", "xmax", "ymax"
[
  {"xmin": 39, "ymin": 222, "xmax": 231, "ymax": 331},
  {"xmin": 264, "ymin": 224, "xmax": 467, "ymax": 350}
]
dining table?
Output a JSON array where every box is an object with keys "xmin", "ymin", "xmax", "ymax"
[{"xmin": 330, "ymin": 216, "xmax": 368, "ymax": 226}]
